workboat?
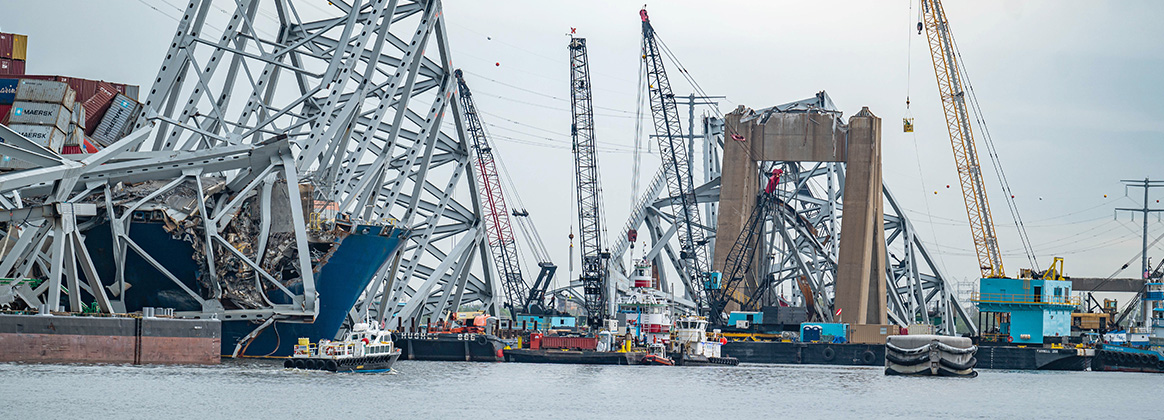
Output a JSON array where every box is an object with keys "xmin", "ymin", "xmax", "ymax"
[
  {"xmin": 641, "ymin": 343, "xmax": 674, "ymax": 366},
  {"xmin": 284, "ymin": 321, "xmax": 401, "ymax": 373},
  {"xmin": 670, "ymin": 316, "xmax": 738, "ymax": 366},
  {"xmin": 1089, "ymin": 283, "xmax": 1164, "ymax": 373},
  {"xmin": 618, "ymin": 258, "xmax": 675, "ymax": 348}
]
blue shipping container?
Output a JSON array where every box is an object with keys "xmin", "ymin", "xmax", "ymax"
[
  {"xmin": 0, "ymin": 79, "xmax": 17, "ymax": 104},
  {"xmin": 727, "ymin": 311, "xmax": 763, "ymax": 326}
]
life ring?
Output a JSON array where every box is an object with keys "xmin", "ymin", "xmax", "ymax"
[
  {"xmin": 324, "ymin": 346, "xmax": 337, "ymax": 356},
  {"xmin": 475, "ymin": 335, "xmax": 489, "ymax": 346},
  {"xmin": 822, "ymin": 347, "xmax": 836, "ymax": 362},
  {"xmin": 720, "ymin": 337, "xmax": 727, "ymax": 345},
  {"xmin": 361, "ymin": 338, "xmax": 370, "ymax": 345},
  {"xmin": 861, "ymin": 350, "xmax": 877, "ymax": 364}
]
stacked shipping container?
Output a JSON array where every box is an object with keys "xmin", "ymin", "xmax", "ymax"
[
  {"xmin": 16, "ymin": 75, "xmax": 139, "ymax": 135},
  {"xmin": 0, "ymin": 32, "xmax": 143, "ymax": 163},
  {"xmin": 0, "ymin": 33, "xmax": 28, "ymax": 76},
  {"xmin": 5, "ymin": 79, "xmax": 76, "ymax": 158}
]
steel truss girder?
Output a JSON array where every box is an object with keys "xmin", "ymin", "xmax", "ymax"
[
  {"xmin": 0, "ymin": 0, "xmax": 495, "ymax": 342},
  {"xmin": 609, "ymin": 122, "xmax": 972, "ymax": 335}
]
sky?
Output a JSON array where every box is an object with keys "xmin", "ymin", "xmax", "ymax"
[{"xmin": 2, "ymin": 0, "xmax": 1163, "ymax": 299}]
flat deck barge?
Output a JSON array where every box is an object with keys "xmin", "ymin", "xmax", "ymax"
[{"xmin": 0, "ymin": 312, "xmax": 220, "ymax": 365}]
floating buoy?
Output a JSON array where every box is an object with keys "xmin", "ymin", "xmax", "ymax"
[
  {"xmin": 1104, "ymin": 194, "xmax": 1108, "ymax": 198},
  {"xmin": 495, "ymin": 62, "xmax": 500, "ymax": 66},
  {"xmin": 946, "ymin": 185, "xmax": 950, "ymax": 188},
  {"xmin": 934, "ymin": 191, "xmax": 938, "ymax": 195},
  {"xmin": 1011, "ymin": 195, "xmax": 1015, "ymax": 198}
]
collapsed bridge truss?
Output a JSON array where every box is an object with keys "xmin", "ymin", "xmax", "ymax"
[{"xmin": 0, "ymin": 0, "xmax": 502, "ymax": 338}]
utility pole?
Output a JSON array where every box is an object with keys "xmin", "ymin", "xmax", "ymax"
[{"xmin": 1115, "ymin": 178, "xmax": 1164, "ymax": 329}]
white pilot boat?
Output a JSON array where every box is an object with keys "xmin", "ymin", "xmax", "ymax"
[{"xmin": 284, "ymin": 322, "xmax": 401, "ymax": 373}]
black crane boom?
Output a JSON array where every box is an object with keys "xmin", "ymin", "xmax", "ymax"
[
  {"xmin": 640, "ymin": 8, "xmax": 711, "ymax": 309},
  {"xmin": 569, "ymin": 37, "xmax": 609, "ymax": 328}
]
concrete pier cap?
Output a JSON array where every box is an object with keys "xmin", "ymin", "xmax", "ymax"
[{"xmin": 719, "ymin": 91, "xmax": 886, "ymax": 324}]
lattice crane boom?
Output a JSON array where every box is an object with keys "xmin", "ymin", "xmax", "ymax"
[
  {"xmin": 711, "ymin": 170, "xmax": 784, "ymax": 320},
  {"xmin": 640, "ymin": 8, "xmax": 712, "ymax": 306},
  {"xmin": 920, "ymin": 0, "xmax": 1005, "ymax": 278},
  {"xmin": 569, "ymin": 37, "xmax": 609, "ymax": 328},
  {"xmin": 454, "ymin": 69, "xmax": 531, "ymax": 312}
]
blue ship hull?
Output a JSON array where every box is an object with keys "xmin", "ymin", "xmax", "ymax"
[{"xmin": 83, "ymin": 222, "xmax": 406, "ymax": 357}]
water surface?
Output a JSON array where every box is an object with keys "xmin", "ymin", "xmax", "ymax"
[{"xmin": 1, "ymin": 360, "xmax": 1157, "ymax": 419}]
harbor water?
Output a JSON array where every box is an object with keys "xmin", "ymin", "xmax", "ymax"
[{"xmin": 2, "ymin": 360, "xmax": 1159, "ymax": 418}]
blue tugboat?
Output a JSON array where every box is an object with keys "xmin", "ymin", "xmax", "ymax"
[{"xmin": 1090, "ymin": 282, "xmax": 1164, "ymax": 373}]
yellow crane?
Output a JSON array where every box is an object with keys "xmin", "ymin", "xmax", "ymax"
[{"xmin": 919, "ymin": 0, "xmax": 1007, "ymax": 278}]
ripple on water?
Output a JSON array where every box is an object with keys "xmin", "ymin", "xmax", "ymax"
[{"xmin": 0, "ymin": 360, "xmax": 1158, "ymax": 419}]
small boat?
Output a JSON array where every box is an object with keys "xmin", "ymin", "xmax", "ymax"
[
  {"xmin": 284, "ymin": 322, "xmax": 401, "ymax": 373},
  {"xmin": 670, "ymin": 315, "xmax": 739, "ymax": 366},
  {"xmin": 641, "ymin": 343, "xmax": 674, "ymax": 366}
]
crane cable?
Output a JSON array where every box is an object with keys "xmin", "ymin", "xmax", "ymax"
[
  {"xmin": 631, "ymin": 53, "xmax": 647, "ymax": 212},
  {"xmin": 482, "ymin": 118, "xmax": 552, "ymax": 266},
  {"xmin": 906, "ymin": 0, "xmax": 954, "ymax": 278},
  {"xmin": 947, "ymin": 29, "xmax": 1040, "ymax": 272}
]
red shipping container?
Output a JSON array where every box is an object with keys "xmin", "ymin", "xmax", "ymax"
[
  {"xmin": 17, "ymin": 76, "xmax": 133, "ymax": 103},
  {"xmin": 0, "ymin": 59, "xmax": 23, "ymax": 76},
  {"xmin": 82, "ymin": 82, "xmax": 118, "ymax": 135},
  {"xmin": 0, "ymin": 33, "xmax": 12, "ymax": 60},
  {"xmin": 0, "ymin": 104, "xmax": 11, "ymax": 124},
  {"xmin": 539, "ymin": 336, "xmax": 598, "ymax": 350}
]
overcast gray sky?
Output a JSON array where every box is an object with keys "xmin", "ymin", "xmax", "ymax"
[{"xmin": 3, "ymin": 0, "xmax": 1163, "ymax": 293}]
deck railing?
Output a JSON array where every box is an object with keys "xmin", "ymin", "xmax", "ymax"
[{"xmin": 971, "ymin": 291, "xmax": 1079, "ymax": 306}]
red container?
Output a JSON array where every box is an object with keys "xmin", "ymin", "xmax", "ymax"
[
  {"xmin": 0, "ymin": 33, "xmax": 12, "ymax": 59},
  {"xmin": 0, "ymin": 104, "xmax": 11, "ymax": 124},
  {"xmin": 529, "ymin": 333, "xmax": 543, "ymax": 350},
  {"xmin": 82, "ymin": 82, "xmax": 118, "ymax": 135},
  {"xmin": 539, "ymin": 336, "xmax": 598, "ymax": 351},
  {"xmin": 0, "ymin": 59, "xmax": 23, "ymax": 76},
  {"xmin": 17, "ymin": 76, "xmax": 134, "ymax": 102}
]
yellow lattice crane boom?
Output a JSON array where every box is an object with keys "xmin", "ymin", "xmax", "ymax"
[{"xmin": 920, "ymin": 0, "xmax": 1005, "ymax": 278}]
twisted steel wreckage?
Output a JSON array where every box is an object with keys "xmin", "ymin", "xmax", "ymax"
[{"xmin": 0, "ymin": 0, "xmax": 972, "ymax": 357}]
